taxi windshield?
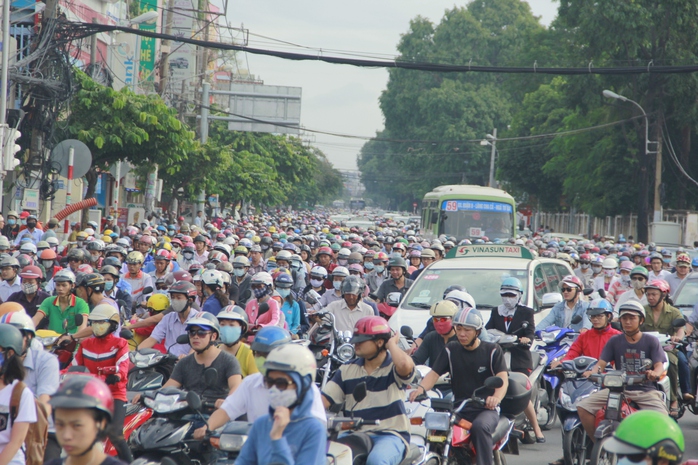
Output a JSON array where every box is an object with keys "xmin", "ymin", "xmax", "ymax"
[
  {"xmin": 403, "ymin": 268, "xmax": 529, "ymax": 310},
  {"xmin": 674, "ymin": 276, "xmax": 698, "ymax": 308}
]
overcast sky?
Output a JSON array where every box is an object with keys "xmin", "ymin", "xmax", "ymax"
[{"xmin": 227, "ymin": 1, "xmax": 557, "ymax": 172}]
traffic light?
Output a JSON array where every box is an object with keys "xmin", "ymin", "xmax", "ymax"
[{"xmin": 3, "ymin": 127, "xmax": 21, "ymax": 171}]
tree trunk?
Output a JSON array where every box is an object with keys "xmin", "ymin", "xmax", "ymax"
[{"xmin": 81, "ymin": 168, "xmax": 98, "ymax": 229}]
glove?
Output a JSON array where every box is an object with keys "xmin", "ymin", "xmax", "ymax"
[{"xmin": 105, "ymin": 374, "xmax": 121, "ymax": 385}]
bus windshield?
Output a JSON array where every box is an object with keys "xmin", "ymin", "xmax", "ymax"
[{"xmin": 441, "ymin": 209, "xmax": 513, "ymax": 240}]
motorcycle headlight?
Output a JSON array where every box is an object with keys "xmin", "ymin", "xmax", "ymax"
[
  {"xmin": 603, "ymin": 375, "xmax": 624, "ymax": 388},
  {"xmin": 559, "ymin": 390, "xmax": 575, "ymax": 410},
  {"xmin": 541, "ymin": 330, "xmax": 560, "ymax": 343},
  {"xmin": 38, "ymin": 336, "xmax": 58, "ymax": 347},
  {"xmin": 133, "ymin": 352, "xmax": 164, "ymax": 368},
  {"xmin": 149, "ymin": 393, "xmax": 188, "ymax": 413},
  {"xmin": 424, "ymin": 412, "xmax": 450, "ymax": 431},
  {"xmin": 219, "ymin": 434, "xmax": 248, "ymax": 451},
  {"xmin": 336, "ymin": 343, "xmax": 355, "ymax": 362}
]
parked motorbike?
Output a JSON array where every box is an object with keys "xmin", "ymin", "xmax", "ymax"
[
  {"xmin": 307, "ymin": 309, "xmax": 355, "ymax": 388},
  {"xmin": 553, "ymin": 356, "xmax": 598, "ymax": 465}
]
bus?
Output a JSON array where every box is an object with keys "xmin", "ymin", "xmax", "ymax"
[
  {"xmin": 349, "ymin": 198, "xmax": 366, "ymax": 211},
  {"xmin": 421, "ymin": 185, "xmax": 516, "ymax": 241}
]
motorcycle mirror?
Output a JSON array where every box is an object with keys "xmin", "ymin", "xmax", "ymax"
[
  {"xmin": 74, "ymin": 314, "xmax": 84, "ymax": 327},
  {"xmin": 186, "ymin": 390, "xmax": 202, "ymax": 411},
  {"xmin": 176, "ymin": 333, "xmax": 190, "ymax": 345},
  {"xmin": 305, "ymin": 289, "xmax": 321, "ymax": 305},
  {"xmin": 643, "ymin": 358, "xmax": 653, "ymax": 369},
  {"xmin": 204, "ymin": 367, "xmax": 218, "ymax": 387},
  {"xmin": 352, "ymin": 382, "xmax": 367, "ymax": 403},
  {"xmin": 571, "ymin": 315, "xmax": 583, "ymax": 325},
  {"xmin": 258, "ymin": 302, "xmax": 270, "ymax": 316},
  {"xmin": 598, "ymin": 289, "xmax": 606, "ymax": 298},
  {"xmin": 387, "ymin": 292, "xmax": 402, "ymax": 308},
  {"xmin": 484, "ymin": 376, "xmax": 504, "ymax": 389},
  {"xmin": 400, "ymin": 326, "xmax": 414, "ymax": 339},
  {"xmin": 582, "ymin": 288, "xmax": 594, "ymax": 296},
  {"xmin": 119, "ymin": 328, "xmax": 133, "ymax": 340},
  {"xmin": 672, "ymin": 318, "xmax": 686, "ymax": 328},
  {"xmin": 610, "ymin": 321, "xmax": 622, "ymax": 331},
  {"xmin": 142, "ymin": 286, "xmax": 153, "ymax": 295}
]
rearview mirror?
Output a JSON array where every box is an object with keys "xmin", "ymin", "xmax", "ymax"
[
  {"xmin": 176, "ymin": 333, "xmax": 190, "ymax": 345},
  {"xmin": 387, "ymin": 292, "xmax": 402, "ymax": 308},
  {"xmin": 119, "ymin": 328, "xmax": 133, "ymax": 340},
  {"xmin": 186, "ymin": 390, "xmax": 202, "ymax": 411},
  {"xmin": 672, "ymin": 318, "xmax": 686, "ymax": 328},
  {"xmin": 352, "ymin": 382, "xmax": 367, "ymax": 403},
  {"xmin": 582, "ymin": 288, "xmax": 594, "ymax": 296},
  {"xmin": 400, "ymin": 325, "xmax": 414, "ymax": 339},
  {"xmin": 74, "ymin": 314, "xmax": 84, "ymax": 327},
  {"xmin": 571, "ymin": 315, "xmax": 583, "ymax": 325},
  {"xmin": 485, "ymin": 376, "xmax": 504, "ymax": 389},
  {"xmin": 541, "ymin": 292, "xmax": 563, "ymax": 309},
  {"xmin": 258, "ymin": 302, "xmax": 270, "ymax": 315},
  {"xmin": 142, "ymin": 286, "xmax": 153, "ymax": 295},
  {"xmin": 204, "ymin": 367, "xmax": 218, "ymax": 387}
]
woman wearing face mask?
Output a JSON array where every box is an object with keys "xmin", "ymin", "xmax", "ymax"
[
  {"xmin": 606, "ymin": 261, "xmax": 634, "ymax": 305},
  {"xmin": 177, "ymin": 243, "xmax": 198, "ymax": 271},
  {"xmin": 71, "ymin": 304, "xmax": 132, "ymax": 463},
  {"xmin": 301, "ymin": 266, "xmax": 327, "ymax": 308},
  {"xmin": 235, "ymin": 344, "xmax": 325, "ymax": 465},
  {"xmin": 485, "ymin": 277, "xmax": 545, "ymax": 443},
  {"xmin": 5, "ymin": 266, "xmax": 49, "ymax": 323},
  {"xmin": 217, "ymin": 305, "xmax": 258, "ymax": 377},
  {"xmin": 274, "ymin": 273, "xmax": 300, "ymax": 336},
  {"xmin": 200, "ymin": 269, "xmax": 229, "ymax": 316},
  {"xmin": 0, "ymin": 324, "xmax": 37, "ymax": 465},
  {"xmin": 245, "ymin": 272, "xmax": 282, "ymax": 339},
  {"xmin": 593, "ymin": 257, "xmax": 618, "ymax": 293},
  {"xmin": 590, "ymin": 257, "xmax": 604, "ymax": 281}
]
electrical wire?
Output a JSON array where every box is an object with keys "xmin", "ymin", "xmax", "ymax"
[{"xmin": 662, "ymin": 120, "xmax": 698, "ymax": 189}]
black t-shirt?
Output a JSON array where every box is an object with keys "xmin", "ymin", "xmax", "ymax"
[
  {"xmin": 432, "ymin": 340, "xmax": 507, "ymax": 403},
  {"xmin": 412, "ymin": 330, "xmax": 457, "ymax": 368},
  {"xmin": 170, "ymin": 350, "xmax": 241, "ymax": 399},
  {"xmin": 46, "ymin": 457, "xmax": 127, "ymax": 465}
]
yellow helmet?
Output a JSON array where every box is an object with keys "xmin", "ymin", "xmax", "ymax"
[
  {"xmin": 268, "ymin": 226, "xmax": 277, "ymax": 233},
  {"xmin": 252, "ymin": 235, "xmax": 261, "ymax": 243},
  {"xmin": 430, "ymin": 300, "xmax": 459, "ymax": 318},
  {"xmin": 77, "ymin": 231, "xmax": 88, "ymax": 239},
  {"xmin": 162, "ymin": 236, "xmax": 172, "ymax": 243},
  {"xmin": 103, "ymin": 229, "xmax": 113, "ymax": 236},
  {"xmin": 321, "ymin": 227, "xmax": 329, "ymax": 234},
  {"xmin": 147, "ymin": 293, "xmax": 170, "ymax": 312},
  {"xmin": 101, "ymin": 235, "xmax": 113, "ymax": 243}
]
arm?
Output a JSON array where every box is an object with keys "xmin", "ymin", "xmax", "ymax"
[
  {"xmin": 0, "ymin": 422, "xmax": 30, "ymax": 465},
  {"xmin": 270, "ymin": 419, "xmax": 325, "ymax": 465},
  {"xmin": 535, "ymin": 308, "xmax": 557, "ymax": 331},
  {"xmin": 138, "ymin": 337, "xmax": 158, "ymax": 350},
  {"xmin": 161, "ymin": 378, "xmax": 182, "ymax": 389},
  {"xmin": 408, "ymin": 370, "xmax": 440, "ymax": 402},
  {"xmin": 128, "ymin": 312, "xmax": 165, "ymax": 329},
  {"xmin": 227, "ymin": 374, "xmax": 242, "ymax": 396},
  {"xmin": 485, "ymin": 371, "xmax": 509, "ymax": 410},
  {"xmin": 387, "ymin": 330, "xmax": 414, "ymax": 378},
  {"xmin": 32, "ymin": 309, "xmax": 46, "ymax": 329}
]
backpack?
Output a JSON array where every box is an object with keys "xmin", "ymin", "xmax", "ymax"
[{"xmin": 10, "ymin": 381, "xmax": 49, "ymax": 465}]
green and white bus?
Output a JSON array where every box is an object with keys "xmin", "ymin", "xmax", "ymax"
[{"xmin": 421, "ymin": 185, "xmax": 516, "ymax": 241}]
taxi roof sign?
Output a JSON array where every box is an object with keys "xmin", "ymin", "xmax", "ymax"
[{"xmin": 445, "ymin": 245, "xmax": 533, "ymax": 260}]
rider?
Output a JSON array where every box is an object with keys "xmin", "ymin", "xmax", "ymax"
[
  {"xmin": 574, "ymin": 253, "xmax": 594, "ymax": 288},
  {"xmin": 641, "ymin": 279, "xmax": 692, "ymax": 415},
  {"xmin": 409, "ymin": 306, "xmax": 508, "ymax": 465},
  {"xmin": 5, "ymin": 265, "xmax": 50, "ymax": 322},
  {"xmin": 234, "ymin": 344, "xmax": 326, "ymax": 465},
  {"xmin": 313, "ymin": 266, "xmax": 349, "ymax": 310},
  {"xmin": 602, "ymin": 410, "xmax": 684, "ymax": 465},
  {"xmin": 666, "ymin": 253, "xmax": 691, "ymax": 297},
  {"xmin": 323, "ymin": 316, "xmax": 415, "ymax": 465},
  {"xmin": 193, "ymin": 326, "xmax": 326, "ymax": 438},
  {"xmin": 648, "ymin": 252, "xmax": 671, "ymax": 281},
  {"xmin": 32, "ymin": 270, "xmax": 89, "ymax": 336},
  {"xmin": 72, "ymin": 303, "xmax": 132, "ymax": 462},
  {"xmin": 614, "ymin": 266, "xmax": 649, "ymax": 315},
  {"xmin": 320, "ymin": 275, "xmax": 375, "ymax": 333},
  {"xmin": 245, "ymin": 272, "xmax": 282, "ymax": 333},
  {"xmin": 535, "ymin": 275, "xmax": 590, "ymax": 332},
  {"xmin": 411, "ymin": 300, "xmax": 458, "ymax": 368},
  {"xmin": 375, "ymin": 256, "xmax": 413, "ymax": 303},
  {"xmin": 485, "ymin": 277, "xmax": 545, "ymax": 443},
  {"xmin": 216, "ymin": 305, "xmax": 258, "ymax": 377},
  {"xmin": 122, "ymin": 251, "xmax": 153, "ymax": 313},
  {"xmin": 577, "ymin": 300, "xmax": 668, "ymax": 442}
]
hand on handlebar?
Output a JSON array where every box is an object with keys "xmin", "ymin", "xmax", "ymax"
[
  {"xmin": 408, "ymin": 386, "xmax": 424, "ymax": 402},
  {"xmin": 519, "ymin": 337, "xmax": 531, "ymax": 345},
  {"xmin": 485, "ymin": 396, "xmax": 500, "ymax": 410},
  {"xmin": 193, "ymin": 425, "xmax": 208, "ymax": 440},
  {"xmin": 647, "ymin": 370, "xmax": 663, "ymax": 381},
  {"xmin": 550, "ymin": 359, "xmax": 562, "ymax": 369}
]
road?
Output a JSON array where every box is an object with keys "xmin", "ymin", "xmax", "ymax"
[{"xmin": 514, "ymin": 411, "xmax": 698, "ymax": 464}]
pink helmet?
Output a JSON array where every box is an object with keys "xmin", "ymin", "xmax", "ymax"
[{"xmin": 561, "ymin": 275, "xmax": 583, "ymax": 290}]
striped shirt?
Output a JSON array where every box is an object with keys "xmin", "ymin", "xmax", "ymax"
[{"xmin": 322, "ymin": 352, "xmax": 414, "ymax": 445}]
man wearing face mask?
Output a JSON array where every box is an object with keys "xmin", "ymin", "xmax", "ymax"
[
  {"xmin": 301, "ymin": 266, "xmax": 327, "ymax": 306},
  {"xmin": 230, "ymin": 256, "xmax": 252, "ymax": 306},
  {"xmin": 1, "ymin": 211, "xmax": 19, "ymax": 239},
  {"xmin": 178, "ymin": 243, "xmax": 198, "ymax": 270},
  {"xmin": 536, "ymin": 275, "xmax": 591, "ymax": 332},
  {"xmin": 321, "ymin": 276, "xmax": 374, "ymax": 334},
  {"xmin": 5, "ymin": 266, "xmax": 50, "ymax": 322},
  {"xmin": 574, "ymin": 253, "xmax": 594, "ymax": 288},
  {"xmin": 100, "ymin": 265, "xmax": 133, "ymax": 319},
  {"xmin": 312, "ymin": 266, "xmax": 348, "ymax": 311},
  {"xmin": 72, "ymin": 304, "xmax": 132, "ymax": 462},
  {"xmin": 412, "ymin": 300, "xmax": 458, "ymax": 368},
  {"xmin": 13, "ymin": 214, "xmax": 42, "ymax": 246},
  {"xmin": 590, "ymin": 257, "xmax": 604, "ymax": 282},
  {"xmin": 0, "ymin": 256, "xmax": 22, "ymax": 302},
  {"xmin": 593, "ymin": 258, "xmax": 618, "ymax": 293},
  {"xmin": 606, "ymin": 261, "xmax": 634, "ymax": 305},
  {"xmin": 366, "ymin": 252, "xmax": 389, "ymax": 294},
  {"xmin": 193, "ymin": 327, "xmax": 326, "ymax": 440},
  {"xmin": 614, "ymin": 266, "xmax": 649, "ymax": 316}
]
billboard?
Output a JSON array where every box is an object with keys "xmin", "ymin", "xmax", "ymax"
[
  {"xmin": 138, "ymin": 0, "xmax": 158, "ymax": 83},
  {"xmin": 226, "ymin": 83, "xmax": 302, "ymax": 135}
]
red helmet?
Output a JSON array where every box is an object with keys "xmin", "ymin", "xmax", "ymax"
[
  {"xmin": 316, "ymin": 246, "xmax": 333, "ymax": 257},
  {"xmin": 39, "ymin": 249, "xmax": 57, "ymax": 260},
  {"xmin": 173, "ymin": 270, "xmax": 192, "ymax": 282},
  {"xmin": 644, "ymin": 279, "xmax": 670, "ymax": 294},
  {"xmin": 154, "ymin": 249, "xmax": 171, "ymax": 261},
  {"xmin": 19, "ymin": 265, "xmax": 43, "ymax": 280},
  {"xmin": 561, "ymin": 275, "xmax": 583, "ymax": 290},
  {"xmin": 349, "ymin": 316, "xmax": 392, "ymax": 344},
  {"xmin": 579, "ymin": 253, "xmax": 592, "ymax": 262},
  {"xmin": 374, "ymin": 252, "xmax": 389, "ymax": 262},
  {"xmin": 49, "ymin": 375, "xmax": 114, "ymax": 421}
]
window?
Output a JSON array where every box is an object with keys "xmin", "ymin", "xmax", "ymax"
[{"xmin": 532, "ymin": 265, "xmax": 547, "ymax": 310}]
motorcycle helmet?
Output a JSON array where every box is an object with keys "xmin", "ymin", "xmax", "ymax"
[{"xmin": 603, "ymin": 410, "xmax": 683, "ymax": 465}]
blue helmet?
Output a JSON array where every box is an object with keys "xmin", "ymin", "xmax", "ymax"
[
  {"xmin": 587, "ymin": 298, "xmax": 614, "ymax": 317},
  {"xmin": 500, "ymin": 277, "xmax": 523, "ymax": 294},
  {"xmin": 250, "ymin": 326, "xmax": 291, "ymax": 353},
  {"xmin": 692, "ymin": 257, "xmax": 698, "ymax": 268}
]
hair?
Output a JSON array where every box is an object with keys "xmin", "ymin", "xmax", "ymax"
[
  {"xmin": 664, "ymin": 294, "xmax": 675, "ymax": 306},
  {"xmin": 2, "ymin": 351, "xmax": 25, "ymax": 385},
  {"xmin": 210, "ymin": 285, "xmax": 230, "ymax": 307}
]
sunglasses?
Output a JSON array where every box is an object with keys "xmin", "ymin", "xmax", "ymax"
[
  {"xmin": 264, "ymin": 376, "xmax": 294, "ymax": 390},
  {"xmin": 618, "ymin": 454, "xmax": 646, "ymax": 463},
  {"xmin": 187, "ymin": 329, "xmax": 212, "ymax": 337},
  {"xmin": 631, "ymin": 277, "xmax": 646, "ymax": 282},
  {"xmin": 561, "ymin": 287, "xmax": 575, "ymax": 293},
  {"xmin": 432, "ymin": 316, "xmax": 451, "ymax": 323}
]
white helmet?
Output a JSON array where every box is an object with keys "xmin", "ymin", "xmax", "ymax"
[
  {"xmin": 618, "ymin": 300, "xmax": 645, "ymax": 319},
  {"xmin": 251, "ymin": 271, "xmax": 273, "ymax": 287},
  {"xmin": 0, "ymin": 311, "xmax": 36, "ymax": 336},
  {"xmin": 201, "ymin": 269, "xmax": 224, "ymax": 288},
  {"xmin": 445, "ymin": 290, "xmax": 476, "ymax": 310},
  {"xmin": 332, "ymin": 266, "xmax": 349, "ymax": 278},
  {"xmin": 88, "ymin": 303, "xmax": 120, "ymax": 323},
  {"xmin": 602, "ymin": 258, "xmax": 617, "ymax": 270},
  {"xmin": 338, "ymin": 248, "xmax": 351, "ymax": 260},
  {"xmin": 19, "ymin": 243, "xmax": 37, "ymax": 254},
  {"xmin": 263, "ymin": 344, "xmax": 317, "ymax": 380},
  {"xmin": 310, "ymin": 266, "xmax": 328, "ymax": 279}
]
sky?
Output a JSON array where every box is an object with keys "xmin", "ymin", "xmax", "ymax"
[{"xmin": 226, "ymin": 1, "xmax": 558, "ymax": 172}]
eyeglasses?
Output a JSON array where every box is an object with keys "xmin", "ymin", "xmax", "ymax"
[
  {"xmin": 187, "ymin": 329, "xmax": 211, "ymax": 338},
  {"xmin": 264, "ymin": 376, "xmax": 294, "ymax": 390},
  {"xmin": 432, "ymin": 316, "xmax": 451, "ymax": 323},
  {"xmin": 631, "ymin": 277, "xmax": 646, "ymax": 282},
  {"xmin": 589, "ymin": 314, "xmax": 606, "ymax": 320},
  {"xmin": 561, "ymin": 287, "xmax": 575, "ymax": 293}
]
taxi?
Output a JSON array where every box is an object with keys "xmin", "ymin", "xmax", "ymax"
[{"xmin": 388, "ymin": 244, "xmax": 574, "ymax": 335}]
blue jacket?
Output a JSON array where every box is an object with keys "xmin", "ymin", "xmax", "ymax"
[
  {"xmin": 235, "ymin": 386, "xmax": 326, "ymax": 465},
  {"xmin": 536, "ymin": 299, "xmax": 591, "ymax": 332}
]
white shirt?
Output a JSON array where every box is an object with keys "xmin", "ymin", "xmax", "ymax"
[
  {"xmin": 325, "ymin": 299, "xmax": 375, "ymax": 334},
  {"xmin": 649, "ymin": 269, "xmax": 672, "ymax": 281},
  {"xmin": 220, "ymin": 373, "xmax": 326, "ymax": 426},
  {"xmin": 0, "ymin": 278, "xmax": 21, "ymax": 302},
  {"xmin": 0, "ymin": 380, "xmax": 37, "ymax": 465},
  {"xmin": 613, "ymin": 290, "xmax": 648, "ymax": 317}
]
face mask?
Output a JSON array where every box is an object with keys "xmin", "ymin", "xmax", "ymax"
[
  {"xmin": 277, "ymin": 288, "xmax": 291, "ymax": 298},
  {"xmin": 268, "ymin": 385, "xmax": 298, "ymax": 409},
  {"xmin": 333, "ymin": 280, "xmax": 342, "ymax": 290},
  {"xmin": 254, "ymin": 287, "xmax": 269, "ymax": 300},
  {"xmin": 22, "ymin": 283, "xmax": 38, "ymax": 295},
  {"xmin": 21, "ymin": 220, "xmax": 26, "ymax": 226},
  {"xmin": 42, "ymin": 260, "xmax": 54, "ymax": 269},
  {"xmin": 580, "ymin": 263, "xmax": 590, "ymax": 270},
  {"xmin": 171, "ymin": 299, "xmax": 188, "ymax": 313},
  {"xmin": 105, "ymin": 281, "xmax": 114, "ymax": 292},
  {"xmin": 592, "ymin": 266, "xmax": 602, "ymax": 273},
  {"xmin": 502, "ymin": 296, "xmax": 519, "ymax": 310},
  {"xmin": 310, "ymin": 278, "xmax": 324, "ymax": 288},
  {"xmin": 632, "ymin": 280, "xmax": 645, "ymax": 290},
  {"xmin": 183, "ymin": 252, "xmax": 194, "ymax": 260},
  {"xmin": 338, "ymin": 259, "xmax": 348, "ymax": 266},
  {"xmin": 290, "ymin": 262, "xmax": 301, "ymax": 271},
  {"xmin": 220, "ymin": 326, "xmax": 242, "ymax": 345},
  {"xmin": 604, "ymin": 269, "xmax": 615, "ymax": 277},
  {"xmin": 91, "ymin": 321, "xmax": 111, "ymax": 337},
  {"xmin": 7, "ymin": 219, "xmax": 15, "ymax": 226},
  {"xmin": 374, "ymin": 265, "xmax": 385, "ymax": 274},
  {"xmin": 261, "ymin": 245, "xmax": 269, "ymax": 251},
  {"xmin": 233, "ymin": 268, "xmax": 246, "ymax": 277},
  {"xmin": 434, "ymin": 319, "xmax": 453, "ymax": 335},
  {"xmin": 26, "ymin": 222, "xmax": 36, "ymax": 229},
  {"xmin": 254, "ymin": 355, "xmax": 266, "ymax": 373},
  {"xmin": 620, "ymin": 275, "xmax": 631, "ymax": 286},
  {"xmin": 364, "ymin": 262, "xmax": 374, "ymax": 270}
]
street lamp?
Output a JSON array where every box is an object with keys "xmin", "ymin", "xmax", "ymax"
[
  {"xmin": 480, "ymin": 128, "xmax": 497, "ymax": 188},
  {"xmin": 603, "ymin": 89, "xmax": 660, "ymax": 224}
]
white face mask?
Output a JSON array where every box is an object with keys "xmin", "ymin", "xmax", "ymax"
[
  {"xmin": 620, "ymin": 275, "xmax": 631, "ymax": 286},
  {"xmin": 604, "ymin": 269, "xmax": 616, "ymax": 277},
  {"xmin": 501, "ymin": 296, "xmax": 519, "ymax": 310},
  {"xmin": 310, "ymin": 278, "xmax": 324, "ymax": 288},
  {"xmin": 333, "ymin": 280, "xmax": 342, "ymax": 290},
  {"xmin": 632, "ymin": 279, "xmax": 645, "ymax": 290},
  {"xmin": 580, "ymin": 263, "xmax": 590, "ymax": 270},
  {"xmin": 171, "ymin": 299, "xmax": 188, "ymax": 313},
  {"xmin": 268, "ymin": 386, "xmax": 298, "ymax": 409},
  {"xmin": 592, "ymin": 266, "xmax": 603, "ymax": 274}
]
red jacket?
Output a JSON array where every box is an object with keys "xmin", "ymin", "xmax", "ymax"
[
  {"xmin": 563, "ymin": 325, "xmax": 622, "ymax": 362},
  {"xmin": 73, "ymin": 333, "xmax": 129, "ymax": 402}
]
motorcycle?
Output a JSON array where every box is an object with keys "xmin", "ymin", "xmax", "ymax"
[
  {"xmin": 536, "ymin": 314, "xmax": 584, "ymax": 430},
  {"xmin": 307, "ymin": 309, "xmax": 355, "ymax": 389},
  {"xmin": 129, "ymin": 368, "xmax": 219, "ymax": 465},
  {"xmin": 127, "ymin": 348, "xmax": 178, "ymax": 397},
  {"xmin": 208, "ymin": 421, "xmax": 251, "ymax": 465},
  {"xmin": 553, "ymin": 356, "xmax": 598, "ymax": 465},
  {"xmin": 423, "ymin": 376, "xmax": 514, "ymax": 465}
]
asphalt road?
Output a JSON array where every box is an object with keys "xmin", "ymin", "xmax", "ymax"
[{"xmin": 513, "ymin": 411, "xmax": 698, "ymax": 464}]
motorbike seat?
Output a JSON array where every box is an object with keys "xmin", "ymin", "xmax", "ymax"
[
  {"xmin": 491, "ymin": 417, "xmax": 512, "ymax": 444},
  {"xmin": 336, "ymin": 432, "xmax": 373, "ymax": 465},
  {"xmin": 397, "ymin": 445, "xmax": 422, "ymax": 465}
]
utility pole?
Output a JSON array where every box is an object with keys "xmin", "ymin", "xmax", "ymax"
[
  {"xmin": 158, "ymin": 0, "xmax": 175, "ymax": 97},
  {"xmin": 0, "ymin": 0, "xmax": 10, "ymax": 129},
  {"xmin": 653, "ymin": 116, "xmax": 663, "ymax": 223},
  {"xmin": 197, "ymin": 81, "xmax": 209, "ymax": 218},
  {"xmin": 487, "ymin": 128, "xmax": 497, "ymax": 188}
]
